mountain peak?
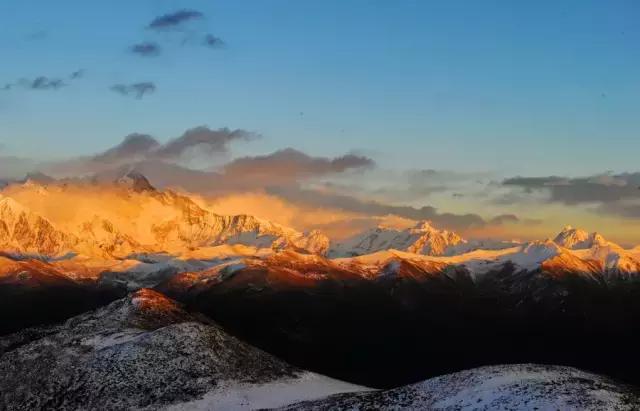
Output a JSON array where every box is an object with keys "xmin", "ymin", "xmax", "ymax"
[
  {"xmin": 332, "ymin": 220, "xmax": 465, "ymax": 257},
  {"xmin": 411, "ymin": 220, "xmax": 435, "ymax": 232},
  {"xmin": 553, "ymin": 226, "xmax": 609, "ymax": 250},
  {"xmin": 115, "ymin": 170, "xmax": 156, "ymax": 193}
]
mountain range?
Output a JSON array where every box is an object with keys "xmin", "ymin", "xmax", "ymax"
[{"xmin": 1, "ymin": 172, "xmax": 639, "ymax": 409}]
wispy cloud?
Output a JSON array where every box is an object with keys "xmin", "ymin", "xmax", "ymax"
[
  {"xmin": 69, "ymin": 69, "xmax": 85, "ymax": 79},
  {"xmin": 203, "ymin": 34, "xmax": 224, "ymax": 49},
  {"xmin": 110, "ymin": 82, "xmax": 156, "ymax": 99},
  {"xmin": 2, "ymin": 74, "xmax": 77, "ymax": 91},
  {"xmin": 130, "ymin": 42, "xmax": 161, "ymax": 57},
  {"xmin": 148, "ymin": 9, "xmax": 203, "ymax": 30},
  {"xmin": 19, "ymin": 76, "xmax": 65, "ymax": 90}
]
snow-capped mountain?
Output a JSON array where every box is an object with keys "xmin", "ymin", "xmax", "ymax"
[
  {"xmin": 330, "ymin": 220, "xmax": 466, "ymax": 257},
  {"xmin": 553, "ymin": 225, "xmax": 610, "ymax": 249},
  {"xmin": 0, "ymin": 289, "xmax": 366, "ymax": 410},
  {"xmin": 330, "ymin": 220, "xmax": 520, "ymax": 258},
  {"xmin": 0, "ymin": 173, "xmax": 330, "ymax": 258}
]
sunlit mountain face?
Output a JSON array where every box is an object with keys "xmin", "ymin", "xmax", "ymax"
[
  {"xmin": 1, "ymin": 172, "xmax": 639, "ymax": 396},
  {"xmin": 2, "ymin": 1, "xmax": 640, "ymax": 409}
]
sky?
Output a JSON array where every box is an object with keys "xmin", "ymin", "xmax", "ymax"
[{"xmin": 1, "ymin": 1, "xmax": 640, "ymax": 243}]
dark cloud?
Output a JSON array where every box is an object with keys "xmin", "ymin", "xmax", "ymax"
[
  {"xmin": 155, "ymin": 127, "xmax": 256, "ymax": 160},
  {"xmin": 110, "ymin": 82, "xmax": 156, "ymax": 99},
  {"xmin": 502, "ymin": 172, "xmax": 640, "ymax": 219},
  {"xmin": 203, "ymin": 34, "xmax": 224, "ymax": 49},
  {"xmin": 503, "ymin": 173, "xmax": 640, "ymax": 205},
  {"xmin": 17, "ymin": 77, "xmax": 65, "ymax": 90},
  {"xmin": 148, "ymin": 9, "xmax": 203, "ymax": 30},
  {"xmin": 130, "ymin": 42, "xmax": 161, "ymax": 57},
  {"xmin": 93, "ymin": 134, "xmax": 161, "ymax": 163},
  {"xmin": 598, "ymin": 201, "xmax": 640, "ymax": 218},
  {"xmin": 222, "ymin": 148, "xmax": 374, "ymax": 184}
]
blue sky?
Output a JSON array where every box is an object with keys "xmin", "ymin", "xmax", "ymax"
[{"xmin": 0, "ymin": 0, "xmax": 638, "ymax": 176}]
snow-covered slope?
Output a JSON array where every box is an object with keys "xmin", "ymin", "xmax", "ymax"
[
  {"xmin": 0, "ymin": 289, "xmax": 367, "ymax": 410},
  {"xmin": 0, "ymin": 195, "xmax": 75, "ymax": 256},
  {"xmin": 276, "ymin": 364, "xmax": 640, "ymax": 410}
]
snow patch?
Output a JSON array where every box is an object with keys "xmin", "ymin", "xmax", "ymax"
[{"xmin": 164, "ymin": 372, "xmax": 370, "ymax": 411}]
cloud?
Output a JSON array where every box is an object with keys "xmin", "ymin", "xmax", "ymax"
[
  {"xmin": 489, "ymin": 214, "xmax": 520, "ymax": 225},
  {"xmin": 503, "ymin": 173, "xmax": 640, "ymax": 205},
  {"xmin": 221, "ymin": 148, "xmax": 374, "ymax": 184},
  {"xmin": 268, "ymin": 186, "xmax": 487, "ymax": 231},
  {"xmin": 501, "ymin": 172, "xmax": 640, "ymax": 219},
  {"xmin": 155, "ymin": 127, "xmax": 256, "ymax": 160},
  {"xmin": 10, "ymin": 76, "xmax": 65, "ymax": 90},
  {"xmin": 203, "ymin": 34, "xmax": 224, "ymax": 49},
  {"xmin": 0, "ymin": 156, "xmax": 41, "ymax": 180},
  {"xmin": 69, "ymin": 69, "xmax": 85, "ymax": 79},
  {"xmin": 92, "ymin": 134, "xmax": 161, "ymax": 163},
  {"xmin": 110, "ymin": 82, "xmax": 156, "ymax": 99},
  {"xmin": 1, "ymin": 122, "xmax": 533, "ymax": 236},
  {"xmin": 130, "ymin": 42, "xmax": 161, "ymax": 57},
  {"xmin": 44, "ymin": 127, "xmax": 257, "ymax": 177},
  {"xmin": 148, "ymin": 10, "xmax": 204, "ymax": 30},
  {"xmin": 2, "ymin": 76, "xmax": 71, "ymax": 91}
]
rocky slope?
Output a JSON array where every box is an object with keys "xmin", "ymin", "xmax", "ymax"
[
  {"xmin": 276, "ymin": 364, "xmax": 640, "ymax": 410},
  {"xmin": 0, "ymin": 289, "xmax": 366, "ymax": 410}
]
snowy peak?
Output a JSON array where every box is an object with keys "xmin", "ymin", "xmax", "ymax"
[
  {"xmin": 553, "ymin": 226, "xmax": 610, "ymax": 249},
  {"xmin": 406, "ymin": 221, "xmax": 464, "ymax": 255},
  {"xmin": 331, "ymin": 220, "xmax": 465, "ymax": 257},
  {"xmin": 114, "ymin": 170, "xmax": 156, "ymax": 193}
]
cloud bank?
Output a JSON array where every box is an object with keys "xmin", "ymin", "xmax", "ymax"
[{"xmin": 0, "ymin": 125, "xmax": 559, "ymax": 238}]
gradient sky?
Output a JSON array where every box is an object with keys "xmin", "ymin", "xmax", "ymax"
[
  {"xmin": 0, "ymin": 0, "xmax": 638, "ymax": 176},
  {"xmin": 2, "ymin": 1, "xmax": 640, "ymax": 244}
]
